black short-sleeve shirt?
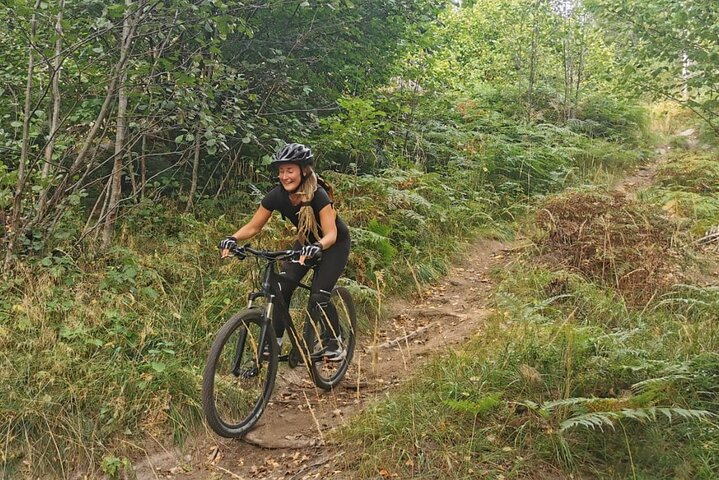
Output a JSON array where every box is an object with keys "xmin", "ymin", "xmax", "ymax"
[{"xmin": 261, "ymin": 185, "xmax": 350, "ymax": 244}]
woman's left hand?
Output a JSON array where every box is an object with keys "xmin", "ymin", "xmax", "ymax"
[{"xmin": 299, "ymin": 242, "xmax": 322, "ymax": 264}]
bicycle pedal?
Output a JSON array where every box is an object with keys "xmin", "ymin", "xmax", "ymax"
[{"xmin": 240, "ymin": 366, "xmax": 260, "ymax": 378}]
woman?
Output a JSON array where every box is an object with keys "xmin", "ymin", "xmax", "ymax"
[{"xmin": 218, "ymin": 143, "xmax": 351, "ymax": 360}]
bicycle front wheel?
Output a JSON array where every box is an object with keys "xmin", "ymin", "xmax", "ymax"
[
  {"xmin": 305, "ymin": 286, "xmax": 357, "ymax": 390},
  {"xmin": 202, "ymin": 309, "xmax": 278, "ymax": 438}
]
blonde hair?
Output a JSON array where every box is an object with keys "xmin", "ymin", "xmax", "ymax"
[{"xmin": 291, "ymin": 166, "xmax": 324, "ymax": 245}]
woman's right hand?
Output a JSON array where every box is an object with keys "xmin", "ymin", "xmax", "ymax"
[{"xmin": 218, "ymin": 236, "xmax": 237, "ymax": 258}]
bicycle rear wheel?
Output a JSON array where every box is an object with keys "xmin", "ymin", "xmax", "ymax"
[
  {"xmin": 202, "ymin": 309, "xmax": 278, "ymax": 438},
  {"xmin": 304, "ymin": 286, "xmax": 357, "ymax": 390}
]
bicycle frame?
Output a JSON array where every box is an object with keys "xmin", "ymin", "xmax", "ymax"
[
  {"xmin": 203, "ymin": 244, "xmax": 356, "ymax": 438},
  {"xmin": 241, "ymin": 247, "xmax": 322, "ymax": 365}
]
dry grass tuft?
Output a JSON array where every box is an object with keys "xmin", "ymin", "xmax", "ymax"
[{"xmin": 535, "ymin": 189, "xmax": 682, "ymax": 305}]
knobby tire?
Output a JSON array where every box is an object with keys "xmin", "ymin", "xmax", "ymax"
[
  {"xmin": 202, "ymin": 309, "xmax": 278, "ymax": 438},
  {"xmin": 306, "ymin": 286, "xmax": 357, "ymax": 390}
]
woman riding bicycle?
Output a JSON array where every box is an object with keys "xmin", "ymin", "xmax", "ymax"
[{"xmin": 218, "ymin": 142, "xmax": 351, "ymax": 361}]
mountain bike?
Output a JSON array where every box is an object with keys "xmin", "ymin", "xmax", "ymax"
[{"xmin": 202, "ymin": 245, "xmax": 357, "ymax": 438}]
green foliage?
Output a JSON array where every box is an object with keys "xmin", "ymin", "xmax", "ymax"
[
  {"xmin": 587, "ymin": 0, "xmax": 719, "ymax": 134},
  {"xmin": 0, "ymin": 0, "xmax": 680, "ymax": 476},
  {"xmin": 1, "ymin": 0, "xmax": 443, "ymax": 262},
  {"xmin": 100, "ymin": 456, "xmax": 131, "ymax": 479},
  {"xmin": 640, "ymin": 151, "xmax": 719, "ymax": 235},
  {"xmin": 560, "ymin": 406, "xmax": 716, "ymax": 432},
  {"xmin": 573, "ymin": 94, "xmax": 651, "ymax": 145},
  {"xmin": 444, "ymin": 394, "xmax": 502, "ymax": 417},
  {"xmin": 0, "ymin": 88, "xmax": 648, "ymax": 471},
  {"xmin": 655, "ymin": 152, "xmax": 719, "ymax": 194},
  {"xmin": 642, "ymin": 188, "xmax": 719, "ymax": 236},
  {"xmin": 397, "ymin": 86, "xmax": 649, "ymax": 196},
  {"xmin": 657, "ymin": 285, "xmax": 719, "ymax": 326},
  {"xmin": 317, "ymin": 96, "xmax": 389, "ymax": 171}
]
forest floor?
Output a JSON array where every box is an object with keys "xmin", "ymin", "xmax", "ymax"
[{"xmin": 128, "ymin": 141, "xmax": 679, "ymax": 480}]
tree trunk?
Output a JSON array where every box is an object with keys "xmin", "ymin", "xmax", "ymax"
[
  {"xmin": 101, "ymin": 0, "xmax": 134, "ymax": 249},
  {"xmin": 573, "ymin": 43, "xmax": 585, "ymax": 119},
  {"xmin": 526, "ymin": 1, "xmax": 540, "ymax": 122},
  {"xmin": 128, "ymin": 153, "xmax": 138, "ymax": 198},
  {"xmin": 32, "ymin": 3, "xmax": 139, "ymax": 231},
  {"xmin": 4, "ymin": 0, "xmax": 41, "ymax": 271},
  {"xmin": 681, "ymin": 51, "xmax": 689, "ymax": 101},
  {"xmin": 215, "ymin": 147, "xmax": 243, "ymax": 199},
  {"xmin": 140, "ymin": 133, "xmax": 147, "ymax": 199},
  {"xmin": 185, "ymin": 125, "xmax": 202, "ymax": 213},
  {"xmin": 41, "ymin": 0, "xmax": 66, "ymax": 180},
  {"xmin": 563, "ymin": 36, "xmax": 571, "ymax": 121}
]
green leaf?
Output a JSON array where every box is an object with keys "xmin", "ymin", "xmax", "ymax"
[
  {"xmin": 150, "ymin": 362, "xmax": 166, "ymax": 373},
  {"xmin": 141, "ymin": 287, "xmax": 159, "ymax": 299}
]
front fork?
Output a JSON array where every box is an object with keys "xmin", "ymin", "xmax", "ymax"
[{"xmin": 230, "ymin": 293, "xmax": 274, "ymax": 376}]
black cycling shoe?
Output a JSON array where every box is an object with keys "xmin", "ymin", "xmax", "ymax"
[
  {"xmin": 240, "ymin": 365, "xmax": 260, "ymax": 378},
  {"xmin": 322, "ymin": 337, "xmax": 346, "ymax": 362}
]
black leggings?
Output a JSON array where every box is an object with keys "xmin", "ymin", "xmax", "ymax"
[{"xmin": 274, "ymin": 237, "xmax": 351, "ymax": 340}]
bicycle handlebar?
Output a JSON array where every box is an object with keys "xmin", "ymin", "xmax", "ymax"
[{"xmin": 229, "ymin": 244, "xmax": 321, "ymax": 262}]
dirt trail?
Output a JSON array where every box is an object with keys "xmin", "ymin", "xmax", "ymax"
[
  {"xmin": 130, "ymin": 239, "xmax": 515, "ymax": 479},
  {"xmin": 613, "ymin": 128, "xmax": 699, "ymax": 200}
]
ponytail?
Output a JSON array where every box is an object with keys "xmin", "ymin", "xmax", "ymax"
[{"xmin": 295, "ymin": 168, "xmax": 321, "ymax": 245}]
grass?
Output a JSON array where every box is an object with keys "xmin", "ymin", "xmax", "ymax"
[
  {"xmin": 342, "ymin": 264, "xmax": 719, "ymax": 479},
  {"xmin": 638, "ymin": 150, "xmax": 719, "ymax": 238}
]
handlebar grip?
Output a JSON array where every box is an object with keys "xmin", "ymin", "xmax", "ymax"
[{"xmin": 231, "ymin": 244, "xmax": 248, "ymax": 259}]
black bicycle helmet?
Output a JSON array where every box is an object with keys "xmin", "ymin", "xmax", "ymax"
[{"xmin": 270, "ymin": 143, "xmax": 314, "ymax": 168}]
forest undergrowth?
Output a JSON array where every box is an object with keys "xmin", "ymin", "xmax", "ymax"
[
  {"xmin": 342, "ymin": 112, "xmax": 719, "ymax": 479},
  {"xmin": 0, "ymin": 92, "xmax": 655, "ymax": 477},
  {"xmin": 3, "ymin": 0, "xmax": 719, "ymax": 477}
]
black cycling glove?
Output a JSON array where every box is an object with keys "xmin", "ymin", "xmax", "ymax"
[
  {"xmin": 300, "ymin": 242, "xmax": 322, "ymax": 259},
  {"xmin": 218, "ymin": 236, "xmax": 238, "ymax": 251}
]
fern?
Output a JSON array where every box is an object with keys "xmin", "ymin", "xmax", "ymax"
[
  {"xmin": 631, "ymin": 374, "xmax": 692, "ymax": 394},
  {"xmin": 560, "ymin": 407, "xmax": 717, "ymax": 432},
  {"xmin": 444, "ymin": 394, "xmax": 502, "ymax": 416},
  {"xmin": 560, "ymin": 411, "xmax": 620, "ymax": 432},
  {"xmin": 351, "ymin": 227, "xmax": 396, "ymax": 263},
  {"xmin": 540, "ymin": 396, "xmax": 607, "ymax": 413},
  {"xmin": 387, "ymin": 187, "xmax": 433, "ymax": 211},
  {"xmin": 396, "ymin": 209, "xmax": 427, "ymax": 226}
]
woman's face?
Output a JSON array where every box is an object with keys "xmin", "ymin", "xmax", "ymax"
[{"xmin": 278, "ymin": 163, "xmax": 302, "ymax": 193}]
